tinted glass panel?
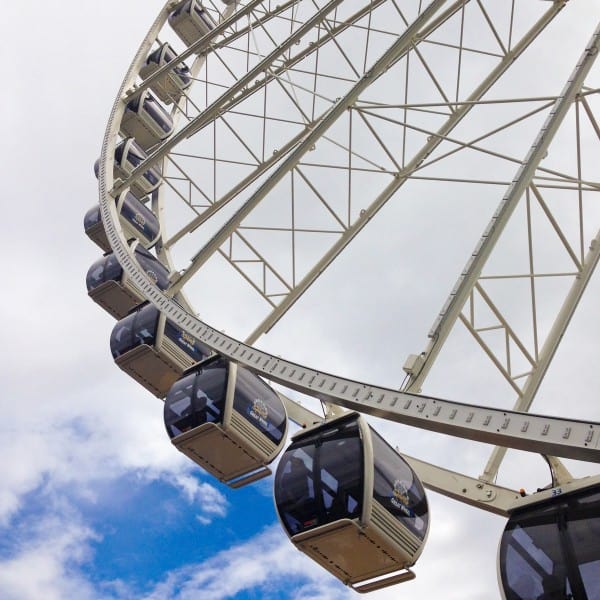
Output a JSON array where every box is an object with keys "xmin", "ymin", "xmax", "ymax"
[
  {"xmin": 164, "ymin": 361, "xmax": 228, "ymax": 438},
  {"xmin": 134, "ymin": 248, "xmax": 170, "ymax": 290},
  {"xmin": 142, "ymin": 165, "xmax": 161, "ymax": 187},
  {"xmin": 146, "ymin": 45, "xmax": 163, "ymax": 65},
  {"xmin": 318, "ymin": 431, "xmax": 362, "ymax": 523},
  {"xmin": 124, "ymin": 139, "xmax": 145, "ymax": 168},
  {"xmin": 565, "ymin": 489, "xmax": 600, "ymax": 599},
  {"xmin": 103, "ymin": 254, "xmax": 123, "ymax": 283},
  {"xmin": 126, "ymin": 95, "xmax": 141, "ymax": 112},
  {"xmin": 114, "ymin": 139, "xmax": 126, "ymax": 164},
  {"xmin": 120, "ymin": 192, "xmax": 160, "ymax": 241},
  {"xmin": 500, "ymin": 486, "xmax": 600, "ymax": 600},
  {"xmin": 501, "ymin": 519, "xmax": 563, "ymax": 600},
  {"xmin": 232, "ymin": 368, "xmax": 286, "ymax": 445},
  {"xmin": 84, "ymin": 205, "xmax": 102, "ymax": 231},
  {"xmin": 110, "ymin": 312, "xmax": 137, "ymax": 358},
  {"xmin": 162, "ymin": 44, "xmax": 177, "ymax": 63},
  {"xmin": 275, "ymin": 446, "xmax": 318, "ymax": 536},
  {"xmin": 170, "ymin": 0, "xmax": 191, "ymax": 18},
  {"xmin": 142, "ymin": 94, "xmax": 173, "ymax": 134},
  {"xmin": 86, "ymin": 256, "xmax": 108, "ymax": 291},
  {"xmin": 86, "ymin": 253, "xmax": 123, "ymax": 291},
  {"xmin": 110, "ymin": 304, "xmax": 159, "ymax": 358},
  {"xmin": 134, "ymin": 304, "xmax": 159, "ymax": 347},
  {"xmin": 275, "ymin": 416, "xmax": 363, "ymax": 537},
  {"xmin": 173, "ymin": 64, "xmax": 192, "ymax": 83},
  {"xmin": 371, "ymin": 429, "xmax": 428, "ymax": 540}
]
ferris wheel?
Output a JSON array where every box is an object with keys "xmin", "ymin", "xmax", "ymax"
[{"xmin": 86, "ymin": 1, "xmax": 600, "ymax": 596}]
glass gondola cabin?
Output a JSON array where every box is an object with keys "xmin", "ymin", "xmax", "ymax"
[
  {"xmin": 274, "ymin": 412, "xmax": 429, "ymax": 593},
  {"xmin": 169, "ymin": 1, "xmax": 218, "ymax": 50},
  {"xmin": 86, "ymin": 242, "xmax": 170, "ymax": 319},
  {"xmin": 139, "ymin": 43, "xmax": 192, "ymax": 104},
  {"xmin": 164, "ymin": 357, "xmax": 288, "ymax": 488},
  {"xmin": 498, "ymin": 478, "xmax": 600, "ymax": 600},
  {"xmin": 120, "ymin": 90, "xmax": 174, "ymax": 151},
  {"xmin": 84, "ymin": 192, "xmax": 161, "ymax": 253},
  {"xmin": 94, "ymin": 138, "xmax": 161, "ymax": 200},
  {"xmin": 110, "ymin": 303, "xmax": 209, "ymax": 397}
]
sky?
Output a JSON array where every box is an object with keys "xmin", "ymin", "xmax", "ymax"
[{"xmin": 0, "ymin": 1, "xmax": 599, "ymax": 600}]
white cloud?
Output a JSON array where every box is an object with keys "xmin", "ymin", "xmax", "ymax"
[
  {"xmin": 139, "ymin": 526, "xmax": 353, "ymax": 600},
  {"xmin": 0, "ymin": 1, "xmax": 597, "ymax": 600},
  {"xmin": 0, "ymin": 512, "xmax": 99, "ymax": 600},
  {"xmin": 167, "ymin": 473, "xmax": 228, "ymax": 518}
]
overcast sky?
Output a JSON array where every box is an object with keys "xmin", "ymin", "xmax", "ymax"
[{"xmin": 0, "ymin": 1, "xmax": 598, "ymax": 599}]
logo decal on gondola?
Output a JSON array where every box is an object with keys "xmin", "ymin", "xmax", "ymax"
[
  {"xmin": 249, "ymin": 398, "xmax": 269, "ymax": 429},
  {"xmin": 146, "ymin": 269, "xmax": 158, "ymax": 283},
  {"xmin": 177, "ymin": 331, "xmax": 197, "ymax": 352},
  {"xmin": 133, "ymin": 212, "xmax": 146, "ymax": 228},
  {"xmin": 391, "ymin": 480, "xmax": 414, "ymax": 517}
]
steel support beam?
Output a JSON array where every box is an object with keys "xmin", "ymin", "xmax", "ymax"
[
  {"xmin": 244, "ymin": 0, "xmax": 566, "ymax": 343},
  {"xmin": 404, "ymin": 21, "xmax": 600, "ymax": 398},
  {"xmin": 168, "ymin": 0, "xmax": 465, "ymax": 295},
  {"xmin": 480, "ymin": 227, "xmax": 600, "ymax": 481}
]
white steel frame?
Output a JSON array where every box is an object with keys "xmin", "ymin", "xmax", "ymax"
[{"xmin": 97, "ymin": 0, "xmax": 599, "ymax": 516}]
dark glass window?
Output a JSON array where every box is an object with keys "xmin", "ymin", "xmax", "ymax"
[
  {"xmin": 142, "ymin": 165, "xmax": 161, "ymax": 188},
  {"xmin": 147, "ymin": 42, "xmax": 177, "ymax": 66},
  {"xmin": 275, "ymin": 416, "xmax": 363, "ymax": 537},
  {"xmin": 147, "ymin": 43, "xmax": 190, "ymax": 85},
  {"xmin": 124, "ymin": 139, "xmax": 145, "ymax": 168},
  {"xmin": 135, "ymin": 304, "xmax": 159, "ymax": 347},
  {"xmin": 572, "ymin": 490, "xmax": 600, "ymax": 599},
  {"xmin": 500, "ymin": 485, "xmax": 600, "ymax": 600},
  {"xmin": 86, "ymin": 256, "xmax": 108, "ymax": 291},
  {"xmin": 161, "ymin": 44, "xmax": 177, "ymax": 63},
  {"xmin": 110, "ymin": 304, "xmax": 159, "ymax": 358},
  {"xmin": 318, "ymin": 429, "xmax": 363, "ymax": 523},
  {"xmin": 119, "ymin": 192, "xmax": 160, "ymax": 241},
  {"xmin": 170, "ymin": 0, "xmax": 191, "ymax": 19},
  {"xmin": 134, "ymin": 247, "xmax": 170, "ymax": 290},
  {"xmin": 193, "ymin": 3, "xmax": 216, "ymax": 29},
  {"xmin": 84, "ymin": 205, "xmax": 102, "ymax": 231},
  {"xmin": 146, "ymin": 45, "xmax": 164, "ymax": 65},
  {"xmin": 164, "ymin": 361, "xmax": 228, "ymax": 438},
  {"xmin": 120, "ymin": 140, "xmax": 160, "ymax": 188},
  {"xmin": 276, "ymin": 446, "xmax": 318, "ymax": 536},
  {"xmin": 142, "ymin": 94, "xmax": 173, "ymax": 134},
  {"xmin": 126, "ymin": 95, "xmax": 141, "ymax": 113},
  {"xmin": 232, "ymin": 368, "xmax": 286, "ymax": 445},
  {"xmin": 110, "ymin": 312, "xmax": 136, "ymax": 358},
  {"xmin": 371, "ymin": 429, "xmax": 428, "ymax": 540},
  {"xmin": 114, "ymin": 139, "xmax": 126, "ymax": 164},
  {"xmin": 86, "ymin": 254, "xmax": 123, "ymax": 291}
]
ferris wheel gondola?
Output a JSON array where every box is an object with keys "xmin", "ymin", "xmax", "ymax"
[
  {"xmin": 168, "ymin": 0, "xmax": 218, "ymax": 50},
  {"xmin": 274, "ymin": 412, "xmax": 429, "ymax": 593},
  {"xmin": 94, "ymin": 138, "xmax": 161, "ymax": 200},
  {"xmin": 86, "ymin": 242, "xmax": 170, "ymax": 319},
  {"xmin": 84, "ymin": 191, "xmax": 161, "ymax": 252},
  {"xmin": 110, "ymin": 303, "xmax": 210, "ymax": 397},
  {"xmin": 498, "ymin": 479, "xmax": 600, "ymax": 600},
  {"xmin": 164, "ymin": 356, "xmax": 288, "ymax": 487},
  {"xmin": 120, "ymin": 89, "xmax": 174, "ymax": 151},
  {"xmin": 139, "ymin": 42, "xmax": 192, "ymax": 105}
]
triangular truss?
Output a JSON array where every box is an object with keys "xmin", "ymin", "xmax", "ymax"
[{"xmin": 146, "ymin": 0, "xmax": 581, "ymax": 348}]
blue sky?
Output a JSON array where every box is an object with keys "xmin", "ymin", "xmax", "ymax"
[{"xmin": 0, "ymin": 1, "xmax": 598, "ymax": 599}]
